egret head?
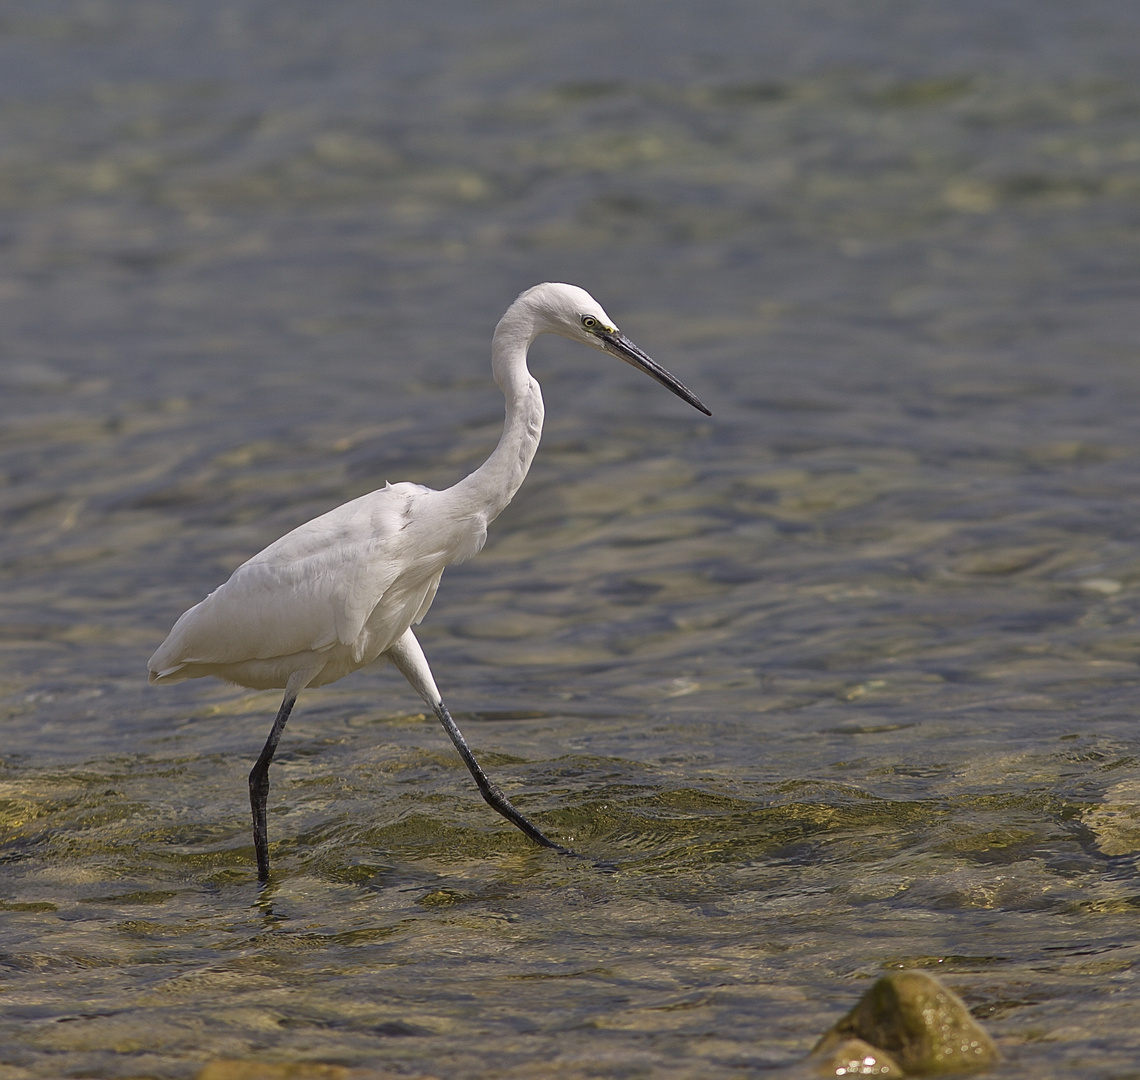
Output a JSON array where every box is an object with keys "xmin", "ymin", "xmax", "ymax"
[{"xmin": 515, "ymin": 282, "xmax": 712, "ymax": 416}]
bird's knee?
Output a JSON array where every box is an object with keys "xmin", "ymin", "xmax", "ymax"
[{"xmin": 248, "ymin": 766, "xmax": 269, "ymax": 799}]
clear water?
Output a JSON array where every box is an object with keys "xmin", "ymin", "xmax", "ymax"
[{"xmin": 2, "ymin": 1, "xmax": 1140, "ymax": 1076}]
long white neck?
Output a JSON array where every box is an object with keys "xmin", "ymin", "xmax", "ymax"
[{"xmin": 447, "ymin": 301, "xmax": 545, "ymax": 523}]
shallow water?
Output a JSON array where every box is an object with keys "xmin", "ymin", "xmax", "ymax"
[{"xmin": 2, "ymin": 1, "xmax": 1140, "ymax": 1077}]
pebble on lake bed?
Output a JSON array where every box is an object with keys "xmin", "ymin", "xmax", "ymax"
[{"xmin": 812, "ymin": 971, "xmax": 998, "ymax": 1075}]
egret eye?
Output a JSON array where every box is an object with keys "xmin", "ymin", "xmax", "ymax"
[{"xmin": 581, "ymin": 315, "xmax": 599, "ymax": 330}]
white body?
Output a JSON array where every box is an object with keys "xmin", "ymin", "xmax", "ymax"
[
  {"xmin": 149, "ymin": 480, "xmax": 484, "ymax": 690},
  {"xmin": 148, "ymin": 283, "xmax": 589, "ymax": 698}
]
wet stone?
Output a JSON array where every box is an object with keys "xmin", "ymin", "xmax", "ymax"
[
  {"xmin": 813, "ymin": 972, "xmax": 998, "ymax": 1075},
  {"xmin": 806, "ymin": 1037, "xmax": 903, "ymax": 1077}
]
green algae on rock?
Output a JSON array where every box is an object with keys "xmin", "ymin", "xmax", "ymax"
[{"xmin": 813, "ymin": 972, "xmax": 998, "ymax": 1074}]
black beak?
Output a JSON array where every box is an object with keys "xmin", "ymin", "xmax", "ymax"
[{"xmin": 598, "ymin": 331, "xmax": 712, "ymax": 416}]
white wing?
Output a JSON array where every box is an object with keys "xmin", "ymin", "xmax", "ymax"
[{"xmin": 148, "ymin": 482, "xmax": 461, "ymax": 677}]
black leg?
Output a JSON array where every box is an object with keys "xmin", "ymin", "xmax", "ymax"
[
  {"xmin": 249, "ymin": 690, "xmax": 298, "ymax": 883},
  {"xmin": 433, "ymin": 701, "xmax": 573, "ymax": 855}
]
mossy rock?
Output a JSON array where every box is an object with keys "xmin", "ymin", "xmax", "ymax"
[{"xmin": 814, "ymin": 971, "xmax": 998, "ymax": 1074}]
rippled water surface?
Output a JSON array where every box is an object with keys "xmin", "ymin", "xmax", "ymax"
[{"xmin": 3, "ymin": 2, "xmax": 1140, "ymax": 1077}]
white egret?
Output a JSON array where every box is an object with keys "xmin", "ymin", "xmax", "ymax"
[{"xmin": 149, "ymin": 282, "xmax": 710, "ymax": 881}]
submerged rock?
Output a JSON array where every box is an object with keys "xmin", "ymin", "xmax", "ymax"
[
  {"xmin": 814, "ymin": 971, "xmax": 998, "ymax": 1074},
  {"xmin": 807, "ymin": 1036, "xmax": 903, "ymax": 1076},
  {"xmin": 1082, "ymin": 778, "xmax": 1140, "ymax": 856},
  {"xmin": 197, "ymin": 1066, "xmax": 347, "ymax": 1080}
]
